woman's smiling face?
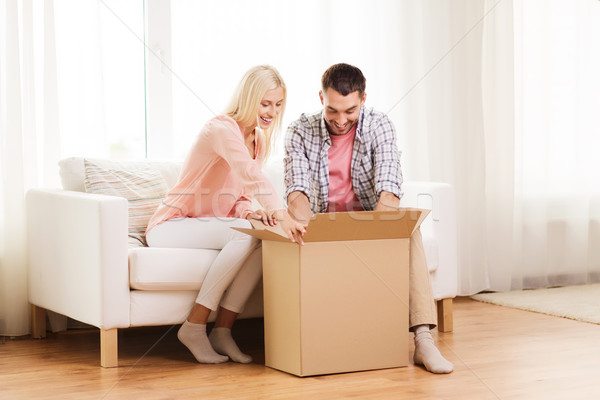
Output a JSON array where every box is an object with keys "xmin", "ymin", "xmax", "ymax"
[{"xmin": 257, "ymin": 86, "xmax": 285, "ymax": 130}]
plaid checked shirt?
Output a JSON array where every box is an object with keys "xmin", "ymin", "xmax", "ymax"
[{"xmin": 284, "ymin": 106, "xmax": 403, "ymax": 214}]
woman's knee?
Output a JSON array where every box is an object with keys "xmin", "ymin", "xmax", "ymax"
[
  {"xmin": 231, "ymin": 229, "xmax": 260, "ymax": 248},
  {"xmin": 225, "ymin": 218, "xmax": 258, "ymax": 244}
]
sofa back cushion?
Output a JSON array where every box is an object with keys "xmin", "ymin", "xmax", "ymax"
[
  {"xmin": 83, "ymin": 159, "xmax": 170, "ymax": 247},
  {"xmin": 59, "ymin": 157, "xmax": 182, "ymax": 191},
  {"xmin": 59, "ymin": 156, "xmax": 286, "ymax": 197}
]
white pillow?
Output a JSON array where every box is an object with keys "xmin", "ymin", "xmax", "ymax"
[
  {"xmin": 59, "ymin": 157, "xmax": 183, "ymax": 191},
  {"xmin": 58, "ymin": 157, "xmax": 87, "ymax": 192},
  {"xmin": 83, "ymin": 159, "xmax": 168, "ymax": 247}
]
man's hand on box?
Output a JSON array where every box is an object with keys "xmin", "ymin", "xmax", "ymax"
[{"xmin": 271, "ymin": 209, "xmax": 306, "ymax": 245}]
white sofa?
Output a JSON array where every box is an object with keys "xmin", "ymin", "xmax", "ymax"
[{"xmin": 27, "ymin": 157, "xmax": 457, "ymax": 367}]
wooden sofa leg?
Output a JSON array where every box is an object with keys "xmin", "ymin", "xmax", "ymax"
[
  {"xmin": 31, "ymin": 304, "xmax": 47, "ymax": 339},
  {"xmin": 436, "ymin": 298, "xmax": 453, "ymax": 333},
  {"xmin": 100, "ymin": 328, "xmax": 119, "ymax": 367}
]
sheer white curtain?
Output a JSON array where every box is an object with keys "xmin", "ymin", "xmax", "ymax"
[
  {"xmin": 0, "ymin": 0, "xmax": 143, "ymax": 336},
  {"xmin": 0, "ymin": 0, "xmax": 60, "ymax": 337},
  {"xmin": 405, "ymin": 0, "xmax": 600, "ymax": 294},
  {"xmin": 477, "ymin": 0, "xmax": 600, "ymax": 292},
  {"xmin": 1, "ymin": 0, "xmax": 32, "ymax": 337},
  {"xmin": 511, "ymin": 0, "xmax": 600, "ymax": 289}
]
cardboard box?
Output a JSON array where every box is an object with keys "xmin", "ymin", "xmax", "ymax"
[{"xmin": 236, "ymin": 208, "xmax": 429, "ymax": 377}]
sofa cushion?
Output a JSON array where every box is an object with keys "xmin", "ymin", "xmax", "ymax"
[
  {"xmin": 129, "ymin": 247, "xmax": 220, "ymax": 290},
  {"xmin": 59, "ymin": 157, "xmax": 182, "ymax": 192},
  {"xmin": 130, "ymin": 285, "xmax": 264, "ymax": 327},
  {"xmin": 59, "ymin": 157, "xmax": 88, "ymax": 192},
  {"xmin": 83, "ymin": 159, "xmax": 169, "ymax": 247},
  {"xmin": 422, "ymin": 235, "xmax": 439, "ymax": 272}
]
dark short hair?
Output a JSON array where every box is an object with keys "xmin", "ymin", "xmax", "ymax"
[{"xmin": 321, "ymin": 63, "xmax": 366, "ymax": 97}]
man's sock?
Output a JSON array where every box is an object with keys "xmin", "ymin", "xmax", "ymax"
[
  {"xmin": 177, "ymin": 321, "xmax": 229, "ymax": 364},
  {"xmin": 209, "ymin": 327, "xmax": 252, "ymax": 364},
  {"xmin": 413, "ymin": 325, "xmax": 454, "ymax": 374}
]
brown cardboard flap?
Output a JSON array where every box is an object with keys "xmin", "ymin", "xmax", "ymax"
[
  {"xmin": 234, "ymin": 208, "xmax": 430, "ymax": 242},
  {"xmin": 411, "ymin": 208, "xmax": 430, "ymax": 234},
  {"xmin": 234, "ymin": 227, "xmax": 291, "ymax": 242}
]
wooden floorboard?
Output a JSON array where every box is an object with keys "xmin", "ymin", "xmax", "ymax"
[{"xmin": 1, "ymin": 297, "xmax": 599, "ymax": 399}]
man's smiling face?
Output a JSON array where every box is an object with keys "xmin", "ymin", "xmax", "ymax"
[{"xmin": 320, "ymin": 88, "xmax": 366, "ymax": 136}]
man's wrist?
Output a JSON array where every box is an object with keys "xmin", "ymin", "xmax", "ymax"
[
  {"xmin": 376, "ymin": 191, "xmax": 400, "ymax": 210},
  {"xmin": 287, "ymin": 191, "xmax": 312, "ymax": 224}
]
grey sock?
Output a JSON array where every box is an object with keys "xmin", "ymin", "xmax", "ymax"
[
  {"xmin": 177, "ymin": 321, "xmax": 229, "ymax": 364},
  {"xmin": 413, "ymin": 325, "xmax": 454, "ymax": 374},
  {"xmin": 209, "ymin": 327, "xmax": 252, "ymax": 364}
]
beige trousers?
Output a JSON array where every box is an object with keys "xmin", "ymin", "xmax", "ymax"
[{"xmin": 408, "ymin": 227, "xmax": 438, "ymax": 330}]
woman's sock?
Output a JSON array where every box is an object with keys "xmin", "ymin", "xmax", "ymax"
[
  {"xmin": 209, "ymin": 327, "xmax": 252, "ymax": 364},
  {"xmin": 413, "ymin": 325, "xmax": 454, "ymax": 374},
  {"xmin": 177, "ymin": 321, "xmax": 229, "ymax": 364}
]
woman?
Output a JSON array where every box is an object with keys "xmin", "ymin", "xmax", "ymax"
[{"xmin": 146, "ymin": 65, "xmax": 305, "ymax": 364}]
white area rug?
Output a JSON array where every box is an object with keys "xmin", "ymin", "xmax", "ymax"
[{"xmin": 471, "ymin": 283, "xmax": 600, "ymax": 325}]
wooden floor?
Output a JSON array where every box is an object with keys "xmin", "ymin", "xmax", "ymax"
[{"xmin": 1, "ymin": 297, "xmax": 599, "ymax": 400}]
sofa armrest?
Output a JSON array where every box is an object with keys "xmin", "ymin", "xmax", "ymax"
[
  {"xmin": 27, "ymin": 189, "xmax": 130, "ymax": 329},
  {"xmin": 400, "ymin": 181, "xmax": 458, "ymax": 300}
]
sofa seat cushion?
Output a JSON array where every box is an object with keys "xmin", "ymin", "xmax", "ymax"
[
  {"xmin": 129, "ymin": 247, "xmax": 219, "ymax": 290},
  {"xmin": 422, "ymin": 235, "xmax": 439, "ymax": 273}
]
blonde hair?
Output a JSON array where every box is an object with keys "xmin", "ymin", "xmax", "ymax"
[{"xmin": 224, "ymin": 65, "xmax": 287, "ymax": 158}]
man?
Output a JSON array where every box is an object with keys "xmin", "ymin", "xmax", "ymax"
[{"xmin": 284, "ymin": 63, "xmax": 453, "ymax": 374}]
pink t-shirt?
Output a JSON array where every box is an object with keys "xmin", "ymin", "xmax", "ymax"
[
  {"xmin": 146, "ymin": 115, "xmax": 283, "ymax": 233},
  {"xmin": 326, "ymin": 124, "xmax": 363, "ymax": 212}
]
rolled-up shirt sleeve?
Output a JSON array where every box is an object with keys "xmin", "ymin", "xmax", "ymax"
[
  {"xmin": 372, "ymin": 115, "xmax": 403, "ymax": 199},
  {"xmin": 284, "ymin": 121, "xmax": 311, "ymax": 199}
]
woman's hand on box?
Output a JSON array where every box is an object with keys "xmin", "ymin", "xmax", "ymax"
[{"xmin": 246, "ymin": 209, "xmax": 276, "ymax": 226}]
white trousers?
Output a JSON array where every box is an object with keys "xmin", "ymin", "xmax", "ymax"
[{"xmin": 146, "ymin": 217, "xmax": 262, "ymax": 313}]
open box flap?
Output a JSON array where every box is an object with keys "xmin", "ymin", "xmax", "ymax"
[
  {"xmin": 234, "ymin": 208, "xmax": 430, "ymax": 242},
  {"xmin": 235, "ymin": 223, "xmax": 290, "ymax": 242}
]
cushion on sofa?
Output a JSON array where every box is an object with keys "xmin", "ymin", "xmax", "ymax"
[
  {"xmin": 59, "ymin": 157, "xmax": 182, "ymax": 191},
  {"xmin": 421, "ymin": 235, "xmax": 439, "ymax": 272},
  {"xmin": 128, "ymin": 247, "xmax": 219, "ymax": 290},
  {"xmin": 83, "ymin": 159, "xmax": 169, "ymax": 247}
]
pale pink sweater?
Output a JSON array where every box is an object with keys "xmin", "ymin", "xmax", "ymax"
[{"xmin": 146, "ymin": 115, "xmax": 283, "ymax": 233}]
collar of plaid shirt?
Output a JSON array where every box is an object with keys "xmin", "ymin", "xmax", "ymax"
[{"xmin": 318, "ymin": 108, "xmax": 365, "ymax": 150}]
